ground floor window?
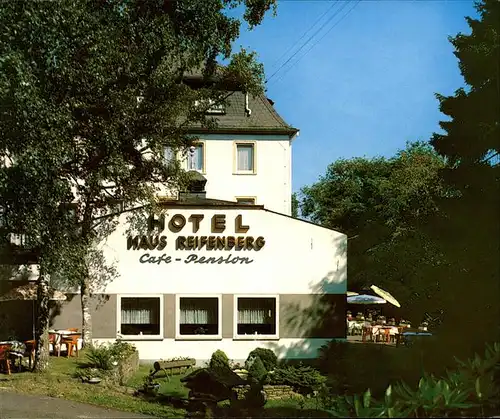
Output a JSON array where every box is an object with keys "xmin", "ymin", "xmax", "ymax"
[
  {"xmin": 120, "ymin": 297, "xmax": 161, "ymax": 336},
  {"xmin": 179, "ymin": 297, "xmax": 220, "ymax": 336},
  {"xmin": 236, "ymin": 296, "xmax": 278, "ymax": 337}
]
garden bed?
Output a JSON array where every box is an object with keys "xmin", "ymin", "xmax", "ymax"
[{"xmin": 234, "ymin": 384, "xmax": 303, "ymax": 401}]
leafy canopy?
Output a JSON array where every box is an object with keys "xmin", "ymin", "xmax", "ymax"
[{"xmin": 0, "ymin": 0, "xmax": 276, "ymax": 269}]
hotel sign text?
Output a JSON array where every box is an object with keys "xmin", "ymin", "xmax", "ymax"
[{"xmin": 127, "ymin": 213, "xmax": 266, "ymax": 253}]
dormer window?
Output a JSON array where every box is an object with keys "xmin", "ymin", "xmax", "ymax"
[{"xmin": 195, "ymin": 99, "xmax": 225, "ymax": 115}]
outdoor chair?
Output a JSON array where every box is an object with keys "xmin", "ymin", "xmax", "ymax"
[
  {"xmin": 24, "ymin": 340, "xmax": 36, "ymax": 369},
  {"xmin": 61, "ymin": 334, "xmax": 80, "ymax": 357},
  {"xmin": 0, "ymin": 345, "xmax": 11, "ymax": 375},
  {"xmin": 362, "ymin": 325, "xmax": 373, "ymax": 343},
  {"xmin": 49, "ymin": 333, "xmax": 61, "ymax": 357}
]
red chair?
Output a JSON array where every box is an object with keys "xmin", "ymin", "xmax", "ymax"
[
  {"xmin": 24, "ymin": 340, "xmax": 36, "ymax": 369},
  {"xmin": 0, "ymin": 344, "xmax": 12, "ymax": 375},
  {"xmin": 49, "ymin": 333, "xmax": 61, "ymax": 357}
]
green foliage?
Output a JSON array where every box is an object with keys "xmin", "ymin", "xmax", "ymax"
[
  {"xmin": 291, "ymin": 193, "xmax": 299, "ymax": 218},
  {"xmin": 0, "ymin": 0, "xmax": 277, "ymax": 360},
  {"xmin": 247, "ymin": 347, "xmax": 278, "ymax": 372},
  {"xmin": 270, "ymin": 363, "xmax": 326, "ymax": 396},
  {"xmin": 85, "ymin": 340, "xmax": 136, "ymax": 371},
  {"xmin": 247, "ymin": 355, "xmax": 267, "ymax": 385},
  {"xmin": 431, "ymin": 0, "xmax": 499, "ymax": 172},
  {"xmin": 323, "ymin": 342, "xmax": 500, "ymax": 418},
  {"xmin": 209, "ymin": 349, "xmax": 231, "ymax": 371},
  {"xmin": 317, "ymin": 340, "xmax": 454, "ymax": 397}
]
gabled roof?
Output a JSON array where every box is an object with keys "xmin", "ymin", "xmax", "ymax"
[
  {"xmin": 182, "ymin": 67, "xmax": 298, "ymax": 137},
  {"xmin": 187, "ymin": 91, "xmax": 298, "ymax": 137}
]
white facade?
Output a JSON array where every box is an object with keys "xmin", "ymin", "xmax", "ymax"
[
  {"xmin": 87, "ymin": 206, "xmax": 346, "ymax": 362},
  {"xmin": 99, "ymin": 208, "xmax": 346, "ymax": 296},
  {"xmin": 160, "ymin": 134, "xmax": 295, "ymax": 216}
]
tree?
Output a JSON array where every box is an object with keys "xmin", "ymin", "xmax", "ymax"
[
  {"xmin": 291, "ymin": 193, "xmax": 299, "ymax": 218},
  {"xmin": 0, "ymin": 0, "xmax": 276, "ymax": 371},
  {"xmin": 300, "ymin": 142, "xmax": 449, "ymax": 322},
  {"xmin": 431, "ymin": 0, "xmax": 499, "ymax": 184},
  {"xmin": 430, "ymin": 0, "xmax": 500, "ymax": 347}
]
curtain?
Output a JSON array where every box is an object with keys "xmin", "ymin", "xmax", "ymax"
[
  {"xmin": 238, "ymin": 298, "xmax": 274, "ymax": 324},
  {"xmin": 237, "ymin": 145, "xmax": 253, "ymax": 171},
  {"xmin": 188, "ymin": 144, "xmax": 203, "ymax": 170},
  {"xmin": 180, "ymin": 298, "xmax": 217, "ymax": 324},
  {"xmin": 121, "ymin": 298, "xmax": 158, "ymax": 324},
  {"xmin": 165, "ymin": 146, "xmax": 174, "ymax": 166}
]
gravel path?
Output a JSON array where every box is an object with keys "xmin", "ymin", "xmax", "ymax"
[{"xmin": 0, "ymin": 390, "xmax": 155, "ymax": 419}]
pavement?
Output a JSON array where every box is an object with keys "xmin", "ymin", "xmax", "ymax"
[{"xmin": 0, "ymin": 390, "xmax": 155, "ymax": 419}]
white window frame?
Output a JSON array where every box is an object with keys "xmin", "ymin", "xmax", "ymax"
[
  {"xmin": 233, "ymin": 141, "xmax": 256, "ymax": 175},
  {"xmin": 117, "ymin": 294, "xmax": 163, "ymax": 340},
  {"xmin": 186, "ymin": 141, "xmax": 206, "ymax": 174},
  {"xmin": 233, "ymin": 294, "xmax": 280, "ymax": 340},
  {"xmin": 176, "ymin": 294, "xmax": 222, "ymax": 340},
  {"xmin": 235, "ymin": 196, "xmax": 256, "ymax": 205}
]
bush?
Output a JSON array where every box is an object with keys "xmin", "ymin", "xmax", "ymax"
[
  {"xmin": 270, "ymin": 363, "xmax": 326, "ymax": 396},
  {"xmin": 248, "ymin": 355, "xmax": 267, "ymax": 385},
  {"xmin": 85, "ymin": 340, "xmax": 136, "ymax": 371},
  {"xmin": 246, "ymin": 348, "xmax": 277, "ymax": 372},
  {"xmin": 209, "ymin": 349, "xmax": 231, "ymax": 371},
  {"xmin": 317, "ymin": 339, "xmax": 452, "ymax": 397}
]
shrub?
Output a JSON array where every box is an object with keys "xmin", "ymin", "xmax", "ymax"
[
  {"xmin": 248, "ymin": 355, "xmax": 267, "ymax": 385},
  {"xmin": 209, "ymin": 349, "xmax": 231, "ymax": 371},
  {"xmin": 246, "ymin": 348, "xmax": 277, "ymax": 372},
  {"xmin": 85, "ymin": 340, "xmax": 136, "ymax": 371},
  {"xmin": 317, "ymin": 338, "xmax": 452, "ymax": 397},
  {"xmin": 86, "ymin": 345, "xmax": 115, "ymax": 370},
  {"xmin": 270, "ymin": 363, "xmax": 326, "ymax": 396}
]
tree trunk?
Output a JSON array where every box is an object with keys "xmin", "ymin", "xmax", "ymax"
[
  {"xmin": 80, "ymin": 277, "xmax": 92, "ymax": 348},
  {"xmin": 33, "ymin": 270, "xmax": 50, "ymax": 373}
]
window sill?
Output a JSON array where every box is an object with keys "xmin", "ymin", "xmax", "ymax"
[
  {"xmin": 233, "ymin": 171, "xmax": 257, "ymax": 176},
  {"xmin": 175, "ymin": 335, "xmax": 223, "ymax": 341},
  {"xmin": 117, "ymin": 336, "xmax": 164, "ymax": 341},
  {"xmin": 233, "ymin": 335, "xmax": 280, "ymax": 341}
]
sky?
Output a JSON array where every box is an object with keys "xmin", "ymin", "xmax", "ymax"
[{"xmin": 229, "ymin": 0, "xmax": 478, "ymax": 192}]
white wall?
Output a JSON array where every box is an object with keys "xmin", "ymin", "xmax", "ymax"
[
  {"xmin": 94, "ymin": 337, "xmax": 338, "ymax": 363},
  {"xmin": 98, "ymin": 207, "xmax": 346, "ymax": 295},
  {"xmin": 157, "ymin": 136, "xmax": 293, "ymax": 216},
  {"xmin": 203, "ymin": 139, "xmax": 292, "ymax": 216}
]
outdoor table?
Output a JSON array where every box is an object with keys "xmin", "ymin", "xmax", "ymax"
[
  {"xmin": 49, "ymin": 330, "xmax": 82, "ymax": 357},
  {"xmin": 0, "ymin": 341, "xmax": 27, "ymax": 372},
  {"xmin": 372, "ymin": 326, "xmax": 399, "ymax": 343},
  {"xmin": 396, "ymin": 331, "xmax": 433, "ymax": 347}
]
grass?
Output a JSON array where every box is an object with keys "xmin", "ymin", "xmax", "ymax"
[
  {"xmin": 0, "ymin": 350, "xmax": 186, "ymax": 417},
  {"xmin": 0, "ymin": 352, "xmax": 332, "ymax": 418}
]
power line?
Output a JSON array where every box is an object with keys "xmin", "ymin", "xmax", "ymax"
[
  {"xmin": 268, "ymin": 2, "xmax": 340, "ymax": 72},
  {"xmin": 269, "ymin": 0, "xmax": 361, "ymax": 87},
  {"xmin": 266, "ymin": 0, "xmax": 352, "ymax": 83}
]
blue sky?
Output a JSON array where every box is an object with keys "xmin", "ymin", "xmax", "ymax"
[{"xmin": 230, "ymin": 0, "xmax": 478, "ymax": 192}]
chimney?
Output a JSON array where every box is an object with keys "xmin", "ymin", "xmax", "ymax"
[{"xmin": 179, "ymin": 171, "xmax": 207, "ymax": 201}]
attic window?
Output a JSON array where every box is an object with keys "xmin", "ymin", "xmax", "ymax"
[{"xmin": 195, "ymin": 99, "xmax": 225, "ymax": 115}]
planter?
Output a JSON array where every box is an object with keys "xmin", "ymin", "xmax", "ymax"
[{"xmin": 153, "ymin": 358, "xmax": 196, "ymax": 372}]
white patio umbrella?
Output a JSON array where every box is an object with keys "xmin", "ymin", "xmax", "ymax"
[
  {"xmin": 0, "ymin": 283, "xmax": 67, "ymax": 339},
  {"xmin": 370, "ymin": 285, "xmax": 401, "ymax": 308},
  {"xmin": 347, "ymin": 294, "xmax": 386, "ymax": 305}
]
